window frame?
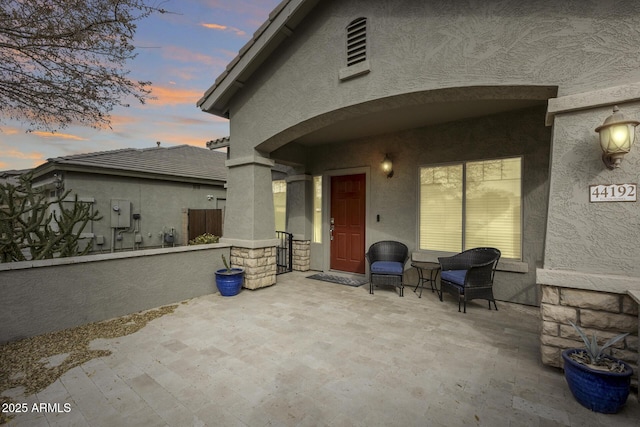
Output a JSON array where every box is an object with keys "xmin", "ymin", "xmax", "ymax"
[
  {"xmin": 272, "ymin": 180, "xmax": 287, "ymax": 232},
  {"xmin": 418, "ymin": 156, "xmax": 524, "ymax": 261},
  {"xmin": 312, "ymin": 175, "xmax": 322, "ymax": 243}
]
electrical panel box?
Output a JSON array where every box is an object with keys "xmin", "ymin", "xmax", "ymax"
[{"xmin": 110, "ymin": 199, "xmax": 131, "ymax": 228}]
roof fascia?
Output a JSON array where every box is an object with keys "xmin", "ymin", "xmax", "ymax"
[
  {"xmin": 31, "ymin": 163, "xmax": 226, "ymax": 187},
  {"xmin": 197, "ymin": 0, "xmax": 320, "ymax": 117}
]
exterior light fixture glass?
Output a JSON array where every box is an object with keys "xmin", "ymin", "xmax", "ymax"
[
  {"xmin": 381, "ymin": 154, "xmax": 393, "ymax": 178},
  {"xmin": 595, "ymin": 105, "xmax": 639, "ymax": 169}
]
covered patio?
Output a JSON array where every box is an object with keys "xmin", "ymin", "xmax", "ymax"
[{"xmin": 3, "ymin": 272, "xmax": 639, "ymax": 426}]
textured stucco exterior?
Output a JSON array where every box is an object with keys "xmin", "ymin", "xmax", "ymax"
[
  {"xmin": 545, "ymin": 103, "xmax": 640, "ymax": 276},
  {"xmin": 0, "ymin": 245, "xmax": 229, "ymax": 343},
  {"xmin": 200, "ymin": 0, "xmax": 640, "ymax": 307},
  {"xmin": 44, "ymin": 171, "xmax": 226, "ymax": 251},
  {"xmin": 298, "ymin": 106, "xmax": 550, "ymax": 305},
  {"xmin": 227, "ymin": 0, "xmax": 640, "ymax": 152}
]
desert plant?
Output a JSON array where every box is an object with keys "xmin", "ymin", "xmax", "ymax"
[
  {"xmin": 188, "ymin": 233, "xmax": 219, "ymax": 245},
  {"xmin": 0, "ymin": 173, "xmax": 102, "ymax": 262},
  {"xmin": 221, "ymin": 253, "xmax": 231, "ymax": 273},
  {"xmin": 569, "ymin": 321, "xmax": 628, "ymax": 366}
]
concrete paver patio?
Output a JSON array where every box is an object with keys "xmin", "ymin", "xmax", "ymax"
[{"xmin": 4, "ymin": 271, "xmax": 640, "ymax": 426}]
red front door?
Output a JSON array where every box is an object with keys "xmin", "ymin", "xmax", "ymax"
[{"xmin": 330, "ymin": 174, "xmax": 366, "ymax": 274}]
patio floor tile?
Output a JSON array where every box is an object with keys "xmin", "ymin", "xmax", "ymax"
[{"xmin": 3, "ymin": 271, "xmax": 639, "ymax": 426}]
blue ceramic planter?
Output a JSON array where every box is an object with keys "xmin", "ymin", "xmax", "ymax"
[
  {"xmin": 215, "ymin": 268, "xmax": 244, "ymax": 296},
  {"xmin": 562, "ymin": 349, "xmax": 632, "ymax": 414}
]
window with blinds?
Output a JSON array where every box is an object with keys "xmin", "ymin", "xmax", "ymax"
[
  {"xmin": 419, "ymin": 165, "xmax": 463, "ymax": 252},
  {"xmin": 313, "ymin": 176, "xmax": 322, "ymax": 243},
  {"xmin": 272, "ymin": 180, "xmax": 287, "ymax": 232},
  {"xmin": 346, "ymin": 18, "xmax": 367, "ymax": 66},
  {"xmin": 419, "ymin": 157, "xmax": 522, "ymax": 259}
]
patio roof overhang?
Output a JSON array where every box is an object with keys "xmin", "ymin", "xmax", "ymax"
[{"xmin": 258, "ymin": 85, "xmax": 558, "ymax": 154}]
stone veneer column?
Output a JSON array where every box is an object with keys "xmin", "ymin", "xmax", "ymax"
[
  {"xmin": 230, "ymin": 246, "xmax": 277, "ymax": 290},
  {"xmin": 540, "ymin": 284, "xmax": 638, "ymax": 386},
  {"xmin": 292, "ymin": 240, "xmax": 310, "ymax": 272},
  {"xmin": 219, "ymin": 152, "xmax": 279, "ymax": 290}
]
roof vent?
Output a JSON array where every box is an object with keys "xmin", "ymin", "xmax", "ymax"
[{"xmin": 346, "ymin": 18, "xmax": 367, "ymax": 67}]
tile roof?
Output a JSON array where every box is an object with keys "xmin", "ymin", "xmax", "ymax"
[
  {"xmin": 42, "ymin": 145, "xmax": 227, "ymax": 182},
  {"xmin": 198, "ymin": 0, "xmax": 320, "ymax": 116},
  {"xmin": 198, "ymin": 0, "xmax": 292, "ymax": 108},
  {"xmin": 206, "ymin": 136, "xmax": 230, "ymax": 149}
]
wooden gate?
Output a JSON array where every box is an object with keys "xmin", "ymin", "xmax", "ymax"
[{"xmin": 188, "ymin": 209, "xmax": 223, "ymax": 240}]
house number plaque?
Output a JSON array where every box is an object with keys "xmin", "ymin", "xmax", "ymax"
[{"xmin": 589, "ymin": 183, "xmax": 637, "ymax": 202}]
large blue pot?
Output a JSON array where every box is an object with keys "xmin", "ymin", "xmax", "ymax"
[
  {"xmin": 562, "ymin": 349, "xmax": 633, "ymax": 414},
  {"xmin": 215, "ymin": 268, "xmax": 244, "ymax": 296}
]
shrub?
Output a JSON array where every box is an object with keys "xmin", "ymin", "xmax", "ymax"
[{"xmin": 188, "ymin": 233, "xmax": 219, "ymax": 245}]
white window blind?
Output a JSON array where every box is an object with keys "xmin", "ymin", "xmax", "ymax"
[
  {"xmin": 272, "ymin": 180, "xmax": 286, "ymax": 232},
  {"xmin": 419, "ymin": 157, "xmax": 522, "ymax": 259},
  {"xmin": 465, "ymin": 158, "xmax": 521, "ymax": 259},
  {"xmin": 419, "ymin": 165, "xmax": 463, "ymax": 252},
  {"xmin": 313, "ymin": 176, "xmax": 322, "ymax": 243}
]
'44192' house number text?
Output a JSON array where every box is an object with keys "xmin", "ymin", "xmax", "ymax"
[{"xmin": 589, "ymin": 184, "xmax": 637, "ymax": 202}]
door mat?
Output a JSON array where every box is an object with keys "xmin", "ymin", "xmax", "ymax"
[{"xmin": 307, "ymin": 273, "xmax": 368, "ymax": 287}]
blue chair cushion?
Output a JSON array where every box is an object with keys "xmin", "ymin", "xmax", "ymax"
[
  {"xmin": 441, "ymin": 269, "xmax": 467, "ymax": 286},
  {"xmin": 370, "ymin": 261, "xmax": 404, "ymax": 275}
]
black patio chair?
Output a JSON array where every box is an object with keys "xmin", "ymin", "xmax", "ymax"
[
  {"xmin": 438, "ymin": 247, "xmax": 501, "ymax": 313},
  {"xmin": 366, "ymin": 241, "xmax": 409, "ymax": 297}
]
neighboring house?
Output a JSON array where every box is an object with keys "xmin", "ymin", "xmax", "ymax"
[
  {"xmin": 197, "ymin": 0, "xmax": 640, "ymax": 320},
  {"xmin": 27, "ymin": 145, "xmax": 227, "ymax": 253},
  {"xmin": 0, "ymin": 169, "xmax": 30, "ymax": 187}
]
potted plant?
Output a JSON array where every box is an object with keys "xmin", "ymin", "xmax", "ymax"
[
  {"xmin": 562, "ymin": 321, "xmax": 632, "ymax": 414},
  {"xmin": 215, "ymin": 254, "xmax": 244, "ymax": 296}
]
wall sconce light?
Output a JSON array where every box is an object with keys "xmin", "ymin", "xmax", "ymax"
[
  {"xmin": 595, "ymin": 105, "xmax": 639, "ymax": 169},
  {"xmin": 381, "ymin": 154, "xmax": 394, "ymax": 178}
]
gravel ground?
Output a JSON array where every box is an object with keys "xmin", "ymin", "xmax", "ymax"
[{"xmin": 0, "ymin": 304, "xmax": 177, "ymax": 425}]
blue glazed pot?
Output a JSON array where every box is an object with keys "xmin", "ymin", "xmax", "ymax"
[
  {"xmin": 562, "ymin": 349, "xmax": 632, "ymax": 414},
  {"xmin": 215, "ymin": 268, "xmax": 244, "ymax": 296}
]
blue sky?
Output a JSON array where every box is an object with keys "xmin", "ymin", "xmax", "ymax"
[{"xmin": 0, "ymin": 0, "xmax": 281, "ymax": 171}]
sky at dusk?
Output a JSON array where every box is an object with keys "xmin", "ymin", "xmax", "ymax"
[{"xmin": 0, "ymin": 0, "xmax": 281, "ymax": 171}]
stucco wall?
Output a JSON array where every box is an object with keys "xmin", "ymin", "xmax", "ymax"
[
  {"xmin": 210, "ymin": 0, "xmax": 640, "ymax": 307},
  {"xmin": 229, "ymin": 0, "xmax": 640, "ymax": 152},
  {"xmin": 0, "ymin": 245, "xmax": 229, "ymax": 344},
  {"xmin": 63, "ymin": 172, "xmax": 226, "ymax": 251},
  {"xmin": 301, "ymin": 106, "xmax": 550, "ymax": 305},
  {"xmin": 544, "ymin": 102, "xmax": 640, "ymax": 277}
]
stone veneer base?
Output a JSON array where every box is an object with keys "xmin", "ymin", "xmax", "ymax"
[
  {"xmin": 540, "ymin": 284, "xmax": 639, "ymax": 389},
  {"xmin": 292, "ymin": 240, "xmax": 310, "ymax": 272},
  {"xmin": 230, "ymin": 246, "xmax": 277, "ymax": 290}
]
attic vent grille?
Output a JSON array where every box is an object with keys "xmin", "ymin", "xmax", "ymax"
[{"xmin": 346, "ymin": 18, "xmax": 367, "ymax": 66}]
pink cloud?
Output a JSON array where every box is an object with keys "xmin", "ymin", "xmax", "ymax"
[
  {"xmin": 109, "ymin": 115, "xmax": 140, "ymax": 128},
  {"xmin": 148, "ymin": 86, "xmax": 204, "ymax": 106},
  {"xmin": 0, "ymin": 148, "xmax": 45, "ymax": 165},
  {"xmin": 31, "ymin": 131, "xmax": 88, "ymax": 141},
  {"xmin": 2, "ymin": 127, "xmax": 21, "ymax": 136},
  {"xmin": 200, "ymin": 22, "xmax": 246, "ymax": 37}
]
